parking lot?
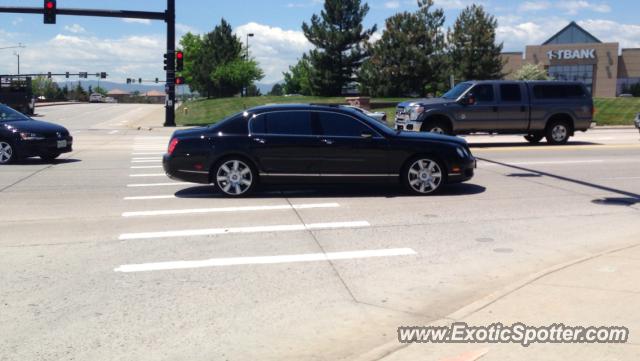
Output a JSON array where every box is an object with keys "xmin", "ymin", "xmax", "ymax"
[{"xmin": 2, "ymin": 104, "xmax": 640, "ymax": 360}]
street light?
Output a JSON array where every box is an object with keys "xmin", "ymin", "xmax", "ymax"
[
  {"xmin": 13, "ymin": 52, "xmax": 20, "ymax": 75},
  {"xmin": 246, "ymin": 33, "xmax": 254, "ymax": 60}
]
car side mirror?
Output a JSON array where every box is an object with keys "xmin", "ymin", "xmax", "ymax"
[
  {"xmin": 461, "ymin": 93, "xmax": 476, "ymax": 106},
  {"xmin": 361, "ymin": 132, "xmax": 373, "ymax": 139}
]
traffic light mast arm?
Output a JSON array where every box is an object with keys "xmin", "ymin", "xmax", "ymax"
[{"xmin": 0, "ymin": 6, "xmax": 166, "ymax": 21}]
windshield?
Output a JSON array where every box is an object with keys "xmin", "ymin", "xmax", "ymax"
[
  {"xmin": 0, "ymin": 104, "xmax": 30, "ymax": 122},
  {"xmin": 442, "ymin": 82, "xmax": 473, "ymax": 100}
]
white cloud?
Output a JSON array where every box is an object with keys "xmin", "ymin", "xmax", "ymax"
[
  {"xmin": 235, "ymin": 22, "xmax": 313, "ymax": 83},
  {"xmin": 286, "ymin": 0, "xmax": 323, "ymax": 8},
  {"xmin": 122, "ymin": 18, "xmax": 152, "ymax": 25},
  {"xmin": 64, "ymin": 24, "xmax": 86, "ymax": 34},
  {"xmin": 556, "ymin": 1, "xmax": 611, "ymax": 15},
  {"xmin": 176, "ymin": 23, "xmax": 199, "ymax": 35},
  {"xmin": 432, "ymin": 0, "xmax": 481, "ymax": 10},
  {"xmin": 496, "ymin": 16, "xmax": 569, "ymax": 51},
  {"xmin": 518, "ymin": 1, "xmax": 551, "ymax": 12},
  {"xmin": 11, "ymin": 17, "xmax": 23, "ymax": 26},
  {"xmin": 577, "ymin": 19, "xmax": 640, "ymax": 48},
  {"xmin": 384, "ymin": 1, "xmax": 401, "ymax": 9}
]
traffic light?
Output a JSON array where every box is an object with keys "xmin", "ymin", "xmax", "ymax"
[
  {"xmin": 155, "ymin": 78, "xmax": 159, "ymax": 84},
  {"xmin": 100, "ymin": 72, "xmax": 107, "ymax": 79},
  {"xmin": 44, "ymin": 0, "xmax": 56, "ymax": 24},
  {"xmin": 126, "ymin": 78, "xmax": 131, "ymax": 84},
  {"xmin": 138, "ymin": 78, "xmax": 142, "ymax": 84},
  {"xmin": 175, "ymin": 77, "xmax": 185, "ymax": 85},
  {"xmin": 47, "ymin": 72, "xmax": 52, "ymax": 79},
  {"xmin": 163, "ymin": 53, "xmax": 169, "ymax": 71},
  {"xmin": 176, "ymin": 51, "xmax": 184, "ymax": 72},
  {"xmin": 65, "ymin": 72, "xmax": 69, "ymax": 78}
]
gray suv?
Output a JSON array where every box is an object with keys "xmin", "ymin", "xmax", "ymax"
[{"xmin": 395, "ymin": 81, "xmax": 594, "ymax": 145}]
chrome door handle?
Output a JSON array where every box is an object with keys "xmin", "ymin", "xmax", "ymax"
[
  {"xmin": 253, "ymin": 137, "xmax": 266, "ymax": 144},
  {"xmin": 321, "ymin": 138, "xmax": 334, "ymax": 145}
]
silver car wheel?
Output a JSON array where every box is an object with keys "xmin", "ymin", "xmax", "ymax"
[
  {"xmin": 0, "ymin": 141, "xmax": 13, "ymax": 164},
  {"xmin": 429, "ymin": 127, "xmax": 445, "ymax": 134},
  {"xmin": 407, "ymin": 159, "xmax": 443, "ymax": 194},
  {"xmin": 551, "ymin": 124, "xmax": 568, "ymax": 142},
  {"xmin": 216, "ymin": 160, "xmax": 253, "ymax": 196}
]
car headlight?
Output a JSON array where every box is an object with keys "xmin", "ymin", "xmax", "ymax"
[
  {"xmin": 20, "ymin": 132, "xmax": 45, "ymax": 140},
  {"xmin": 456, "ymin": 147, "xmax": 469, "ymax": 158},
  {"xmin": 409, "ymin": 105, "xmax": 425, "ymax": 120}
]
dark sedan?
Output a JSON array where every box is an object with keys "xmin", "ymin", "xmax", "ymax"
[
  {"xmin": 0, "ymin": 103, "xmax": 73, "ymax": 164},
  {"xmin": 163, "ymin": 104, "xmax": 475, "ymax": 196}
]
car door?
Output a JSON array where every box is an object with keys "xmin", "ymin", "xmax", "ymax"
[
  {"xmin": 497, "ymin": 83, "xmax": 530, "ymax": 130},
  {"xmin": 248, "ymin": 110, "xmax": 323, "ymax": 174},
  {"xmin": 455, "ymin": 83, "xmax": 498, "ymax": 131},
  {"xmin": 314, "ymin": 111, "xmax": 391, "ymax": 175}
]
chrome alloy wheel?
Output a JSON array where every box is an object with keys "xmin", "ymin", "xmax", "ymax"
[
  {"xmin": 407, "ymin": 159, "xmax": 443, "ymax": 194},
  {"xmin": 551, "ymin": 124, "xmax": 568, "ymax": 143},
  {"xmin": 216, "ymin": 160, "xmax": 253, "ymax": 196},
  {"xmin": 0, "ymin": 141, "xmax": 13, "ymax": 164},
  {"xmin": 429, "ymin": 126, "xmax": 445, "ymax": 134}
]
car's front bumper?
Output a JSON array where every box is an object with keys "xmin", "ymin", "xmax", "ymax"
[
  {"xmin": 447, "ymin": 157, "xmax": 476, "ymax": 183},
  {"xmin": 17, "ymin": 136, "xmax": 73, "ymax": 156}
]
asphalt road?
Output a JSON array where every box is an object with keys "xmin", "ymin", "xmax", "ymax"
[{"xmin": 1, "ymin": 104, "xmax": 639, "ymax": 360}]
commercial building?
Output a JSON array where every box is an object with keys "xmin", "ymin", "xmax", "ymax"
[{"xmin": 502, "ymin": 21, "xmax": 640, "ymax": 98}]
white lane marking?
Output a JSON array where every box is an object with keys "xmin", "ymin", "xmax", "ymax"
[
  {"xmin": 118, "ymin": 220, "xmax": 370, "ymax": 240},
  {"xmin": 132, "ymin": 160, "xmax": 161, "ymax": 163},
  {"xmin": 132, "ymin": 153, "xmax": 165, "ymax": 155},
  {"xmin": 108, "ymin": 130, "xmax": 119, "ymax": 134},
  {"xmin": 114, "ymin": 248, "xmax": 416, "ymax": 273},
  {"xmin": 130, "ymin": 165, "xmax": 163, "ymax": 169},
  {"xmin": 602, "ymin": 176, "xmax": 640, "ymax": 180},
  {"xmin": 122, "ymin": 203, "xmax": 340, "ymax": 217},
  {"xmin": 132, "ymin": 157, "xmax": 161, "ymax": 160},
  {"xmin": 129, "ymin": 173, "xmax": 166, "ymax": 178},
  {"xmin": 481, "ymin": 160, "xmax": 605, "ymax": 166},
  {"xmin": 127, "ymin": 182, "xmax": 190, "ymax": 188},
  {"xmin": 124, "ymin": 195, "xmax": 176, "ymax": 200}
]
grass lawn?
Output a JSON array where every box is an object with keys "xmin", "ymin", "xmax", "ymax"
[
  {"xmin": 177, "ymin": 95, "xmax": 640, "ymax": 127},
  {"xmin": 594, "ymin": 98, "xmax": 640, "ymax": 126}
]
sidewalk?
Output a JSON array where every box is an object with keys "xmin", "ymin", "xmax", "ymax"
[{"xmin": 360, "ymin": 243, "xmax": 640, "ymax": 361}]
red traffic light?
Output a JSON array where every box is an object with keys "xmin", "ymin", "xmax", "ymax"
[
  {"xmin": 176, "ymin": 51, "xmax": 183, "ymax": 59},
  {"xmin": 175, "ymin": 77, "xmax": 185, "ymax": 85},
  {"xmin": 46, "ymin": 1, "xmax": 55, "ymax": 9}
]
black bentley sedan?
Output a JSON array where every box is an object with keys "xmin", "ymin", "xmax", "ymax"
[
  {"xmin": 163, "ymin": 104, "xmax": 475, "ymax": 196},
  {"xmin": 0, "ymin": 103, "xmax": 73, "ymax": 164}
]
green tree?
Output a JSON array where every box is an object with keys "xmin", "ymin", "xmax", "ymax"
[
  {"xmin": 302, "ymin": 0, "xmax": 377, "ymax": 96},
  {"xmin": 361, "ymin": 0, "xmax": 448, "ymax": 97},
  {"xmin": 179, "ymin": 32, "xmax": 203, "ymax": 90},
  {"xmin": 512, "ymin": 63, "xmax": 552, "ymax": 80},
  {"xmin": 93, "ymin": 86, "xmax": 108, "ymax": 96},
  {"xmin": 448, "ymin": 4, "xmax": 504, "ymax": 81},
  {"xmin": 31, "ymin": 76, "xmax": 58, "ymax": 99},
  {"xmin": 282, "ymin": 54, "xmax": 313, "ymax": 95},
  {"xmin": 246, "ymin": 84, "xmax": 262, "ymax": 97},
  {"xmin": 193, "ymin": 19, "xmax": 244, "ymax": 97},
  {"xmin": 269, "ymin": 83, "xmax": 284, "ymax": 96},
  {"xmin": 210, "ymin": 59, "xmax": 264, "ymax": 97}
]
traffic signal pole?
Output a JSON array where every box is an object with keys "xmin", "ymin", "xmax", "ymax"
[{"xmin": 0, "ymin": 1, "xmax": 177, "ymax": 127}]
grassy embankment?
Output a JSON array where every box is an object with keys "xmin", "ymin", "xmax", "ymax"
[{"xmin": 177, "ymin": 96, "xmax": 640, "ymax": 127}]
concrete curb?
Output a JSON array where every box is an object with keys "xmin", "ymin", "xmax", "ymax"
[
  {"xmin": 594, "ymin": 125, "xmax": 635, "ymax": 129},
  {"xmin": 353, "ymin": 240, "xmax": 640, "ymax": 361},
  {"xmin": 35, "ymin": 102, "xmax": 82, "ymax": 108}
]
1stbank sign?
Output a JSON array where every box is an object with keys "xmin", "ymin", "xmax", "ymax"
[{"xmin": 547, "ymin": 49, "xmax": 596, "ymax": 60}]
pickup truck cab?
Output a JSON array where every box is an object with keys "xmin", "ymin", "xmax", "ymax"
[{"xmin": 395, "ymin": 80, "xmax": 594, "ymax": 145}]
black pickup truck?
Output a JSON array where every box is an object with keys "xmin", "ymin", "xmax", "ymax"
[
  {"xmin": 395, "ymin": 80, "xmax": 594, "ymax": 145},
  {"xmin": 0, "ymin": 76, "xmax": 35, "ymax": 116}
]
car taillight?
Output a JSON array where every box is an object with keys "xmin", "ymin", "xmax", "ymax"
[
  {"xmin": 592, "ymin": 106, "xmax": 596, "ymax": 116},
  {"xmin": 168, "ymin": 138, "xmax": 179, "ymax": 155}
]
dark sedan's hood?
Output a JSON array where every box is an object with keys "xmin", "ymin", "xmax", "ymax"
[
  {"xmin": 3, "ymin": 119, "xmax": 68, "ymax": 135},
  {"xmin": 395, "ymin": 130, "xmax": 468, "ymax": 147}
]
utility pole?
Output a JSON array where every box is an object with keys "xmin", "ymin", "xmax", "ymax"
[
  {"xmin": 243, "ymin": 33, "xmax": 254, "ymax": 97},
  {"xmin": 164, "ymin": 0, "xmax": 176, "ymax": 126},
  {"xmin": 13, "ymin": 52, "xmax": 20, "ymax": 75}
]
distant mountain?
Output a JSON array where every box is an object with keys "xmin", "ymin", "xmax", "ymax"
[
  {"xmin": 58, "ymin": 80, "xmax": 166, "ymax": 93},
  {"xmin": 256, "ymin": 81, "xmax": 283, "ymax": 95}
]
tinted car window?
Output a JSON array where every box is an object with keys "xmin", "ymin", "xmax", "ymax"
[
  {"xmin": 0, "ymin": 104, "xmax": 29, "ymax": 122},
  {"xmin": 500, "ymin": 84, "xmax": 522, "ymax": 102},
  {"xmin": 443, "ymin": 82, "xmax": 472, "ymax": 99},
  {"xmin": 533, "ymin": 84, "xmax": 586, "ymax": 99},
  {"xmin": 252, "ymin": 111, "xmax": 313, "ymax": 135},
  {"xmin": 317, "ymin": 112, "xmax": 373, "ymax": 137},
  {"xmin": 216, "ymin": 114, "xmax": 248, "ymax": 135},
  {"xmin": 471, "ymin": 84, "xmax": 495, "ymax": 102}
]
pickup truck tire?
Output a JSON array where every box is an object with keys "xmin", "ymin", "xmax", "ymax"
[
  {"xmin": 423, "ymin": 119, "xmax": 453, "ymax": 136},
  {"xmin": 524, "ymin": 134, "xmax": 544, "ymax": 143},
  {"xmin": 545, "ymin": 120, "xmax": 571, "ymax": 145}
]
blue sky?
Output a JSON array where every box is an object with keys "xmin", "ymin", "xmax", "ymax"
[{"xmin": 1, "ymin": 0, "xmax": 639, "ymax": 84}]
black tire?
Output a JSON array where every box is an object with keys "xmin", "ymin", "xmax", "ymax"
[
  {"xmin": 545, "ymin": 120, "xmax": 571, "ymax": 145},
  {"xmin": 0, "ymin": 140, "xmax": 17, "ymax": 165},
  {"xmin": 422, "ymin": 119, "xmax": 452, "ymax": 135},
  {"xmin": 524, "ymin": 133, "xmax": 544, "ymax": 144},
  {"xmin": 212, "ymin": 157, "xmax": 258, "ymax": 197},
  {"xmin": 401, "ymin": 156, "xmax": 446, "ymax": 195},
  {"xmin": 40, "ymin": 152, "xmax": 61, "ymax": 162}
]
